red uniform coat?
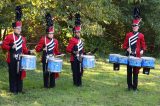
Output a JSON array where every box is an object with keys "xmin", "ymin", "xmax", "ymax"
[
  {"xmin": 35, "ymin": 36, "xmax": 60, "ymax": 78},
  {"xmin": 35, "ymin": 36, "xmax": 60, "ymax": 55},
  {"xmin": 122, "ymin": 32, "xmax": 147, "ymax": 73},
  {"xmin": 2, "ymin": 33, "xmax": 29, "ymax": 79},
  {"xmin": 2, "ymin": 33, "xmax": 29, "ymax": 63},
  {"xmin": 123, "ymin": 32, "xmax": 146, "ymax": 57},
  {"xmin": 66, "ymin": 37, "xmax": 84, "ymax": 61}
]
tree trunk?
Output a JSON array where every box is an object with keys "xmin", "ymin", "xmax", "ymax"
[{"xmin": 2, "ymin": 28, "xmax": 7, "ymax": 40}]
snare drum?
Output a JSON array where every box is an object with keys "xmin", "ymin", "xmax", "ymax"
[
  {"xmin": 21, "ymin": 55, "xmax": 36, "ymax": 70},
  {"xmin": 109, "ymin": 54, "xmax": 121, "ymax": 63},
  {"xmin": 128, "ymin": 56, "xmax": 142, "ymax": 67},
  {"xmin": 47, "ymin": 57, "xmax": 63, "ymax": 72},
  {"xmin": 118, "ymin": 55, "xmax": 128, "ymax": 65},
  {"xmin": 141, "ymin": 57, "xmax": 155, "ymax": 68},
  {"xmin": 83, "ymin": 55, "xmax": 95, "ymax": 68}
]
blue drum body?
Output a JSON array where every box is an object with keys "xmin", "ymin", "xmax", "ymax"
[
  {"xmin": 118, "ymin": 56, "xmax": 128, "ymax": 65},
  {"xmin": 83, "ymin": 55, "xmax": 95, "ymax": 68},
  {"xmin": 141, "ymin": 57, "xmax": 155, "ymax": 68},
  {"xmin": 21, "ymin": 55, "xmax": 36, "ymax": 70},
  {"xmin": 109, "ymin": 54, "xmax": 121, "ymax": 63},
  {"xmin": 48, "ymin": 57, "xmax": 63, "ymax": 72},
  {"xmin": 128, "ymin": 56, "xmax": 142, "ymax": 67}
]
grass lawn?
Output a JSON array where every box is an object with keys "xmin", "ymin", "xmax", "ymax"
[{"xmin": 0, "ymin": 58, "xmax": 160, "ymax": 106}]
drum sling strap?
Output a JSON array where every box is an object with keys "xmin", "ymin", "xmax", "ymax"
[
  {"xmin": 76, "ymin": 39, "xmax": 83, "ymax": 74},
  {"xmin": 44, "ymin": 37, "xmax": 54, "ymax": 74},
  {"xmin": 128, "ymin": 32, "xmax": 139, "ymax": 56},
  {"xmin": 13, "ymin": 33, "xmax": 23, "ymax": 74}
]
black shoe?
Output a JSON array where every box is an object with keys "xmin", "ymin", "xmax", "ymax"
[
  {"xmin": 50, "ymin": 85, "xmax": 55, "ymax": 88},
  {"xmin": 77, "ymin": 84, "xmax": 82, "ymax": 87},
  {"xmin": 13, "ymin": 92, "xmax": 18, "ymax": 95},
  {"xmin": 128, "ymin": 87, "xmax": 132, "ymax": 91},
  {"xmin": 127, "ymin": 85, "xmax": 133, "ymax": 91},
  {"xmin": 10, "ymin": 90, "xmax": 18, "ymax": 95},
  {"xmin": 44, "ymin": 86, "xmax": 49, "ymax": 88},
  {"xmin": 133, "ymin": 88, "xmax": 139, "ymax": 92},
  {"xmin": 19, "ymin": 91, "xmax": 26, "ymax": 94},
  {"xmin": 77, "ymin": 83, "xmax": 82, "ymax": 87},
  {"xmin": 73, "ymin": 83, "xmax": 82, "ymax": 87}
]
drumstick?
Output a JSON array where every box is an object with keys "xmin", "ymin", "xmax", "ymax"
[
  {"xmin": 0, "ymin": 41, "xmax": 2, "ymax": 45},
  {"xmin": 17, "ymin": 54, "xmax": 21, "ymax": 73},
  {"xmin": 91, "ymin": 48, "xmax": 98, "ymax": 54},
  {"xmin": 79, "ymin": 53, "xmax": 82, "ymax": 73},
  {"xmin": 128, "ymin": 38, "xmax": 131, "ymax": 57},
  {"xmin": 55, "ymin": 54, "xmax": 65, "ymax": 58}
]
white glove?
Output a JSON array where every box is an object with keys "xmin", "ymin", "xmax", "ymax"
[
  {"xmin": 73, "ymin": 51, "xmax": 78, "ymax": 55},
  {"xmin": 55, "ymin": 54, "xmax": 65, "ymax": 58},
  {"xmin": 86, "ymin": 52, "xmax": 91, "ymax": 55},
  {"xmin": 12, "ymin": 44, "xmax": 17, "ymax": 49},
  {"xmin": 43, "ymin": 47, "xmax": 47, "ymax": 51},
  {"xmin": 0, "ymin": 41, "xmax": 2, "ymax": 45},
  {"xmin": 140, "ymin": 50, "xmax": 144, "ymax": 55},
  {"xmin": 60, "ymin": 53, "xmax": 65, "ymax": 57},
  {"xmin": 30, "ymin": 49, "xmax": 36, "ymax": 54},
  {"xmin": 127, "ymin": 48, "xmax": 131, "ymax": 54}
]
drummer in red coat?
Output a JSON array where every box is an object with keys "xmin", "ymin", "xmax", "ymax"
[
  {"xmin": 35, "ymin": 13, "xmax": 61, "ymax": 88},
  {"xmin": 2, "ymin": 6, "xmax": 31, "ymax": 94},
  {"xmin": 66, "ymin": 13, "xmax": 85, "ymax": 87},
  {"xmin": 122, "ymin": 7, "xmax": 146, "ymax": 91}
]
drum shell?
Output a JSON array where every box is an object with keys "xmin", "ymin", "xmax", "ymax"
[
  {"xmin": 21, "ymin": 55, "xmax": 36, "ymax": 70},
  {"xmin": 118, "ymin": 56, "xmax": 128, "ymax": 65},
  {"xmin": 128, "ymin": 56, "xmax": 142, "ymax": 67},
  {"xmin": 47, "ymin": 58, "xmax": 63, "ymax": 72},
  {"xmin": 109, "ymin": 54, "xmax": 121, "ymax": 63},
  {"xmin": 141, "ymin": 57, "xmax": 155, "ymax": 68},
  {"xmin": 83, "ymin": 55, "xmax": 95, "ymax": 68}
]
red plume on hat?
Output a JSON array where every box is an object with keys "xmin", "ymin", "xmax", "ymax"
[
  {"xmin": 12, "ymin": 6, "xmax": 22, "ymax": 28},
  {"xmin": 48, "ymin": 26, "xmax": 54, "ymax": 33},
  {"xmin": 132, "ymin": 18, "xmax": 142, "ymax": 25},
  {"xmin": 132, "ymin": 7, "xmax": 142, "ymax": 25},
  {"xmin": 45, "ymin": 13, "xmax": 54, "ymax": 33},
  {"xmin": 73, "ymin": 13, "xmax": 81, "ymax": 32},
  {"xmin": 74, "ymin": 26, "xmax": 81, "ymax": 32}
]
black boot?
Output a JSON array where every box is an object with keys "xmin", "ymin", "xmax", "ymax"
[
  {"xmin": 133, "ymin": 73, "xmax": 138, "ymax": 91},
  {"xmin": 127, "ymin": 65, "xmax": 132, "ymax": 91}
]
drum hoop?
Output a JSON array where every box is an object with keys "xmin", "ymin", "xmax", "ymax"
[
  {"xmin": 141, "ymin": 57, "xmax": 155, "ymax": 61},
  {"xmin": 21, "ymin": 68, "xmax": 36, "ymax": 70},
  {"xmin": 21, "ymin": 55, "xmax": 36, "ymax": 58},
  {"xmin": 83, "ymin": 55, "xmax": 95, "ymax": 58},
  {"xmin": 109, "ymin": 54, "xmax": 121, "ymax": 56},
  {"xmin": 48, "ymin": 70, "xmax": 61, "ymax": 72},
  {"xmin": 119, "ymin": 56, "xmax": 128, "ymax": 58},
  {"xmin": 129, "ymin": 56, "xmax": 141, "ymax": 60},
  {"xmin": 48, "ymin": 58, "xmax": 63, "ymax": 62}
]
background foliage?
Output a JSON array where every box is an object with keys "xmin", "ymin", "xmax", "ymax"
[{"xmin": 0, "ymin": 0, "xmax": 159, "ymax": 57}]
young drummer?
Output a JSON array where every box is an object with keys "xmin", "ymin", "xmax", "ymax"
[
  {"xmin": 35, "ymin": 13, "xmax": 62, "ymax": 88},
  {"xmin": 66, "ymin": 13, "xmax": 85, "ymax": 87},
  {"xmin": 122, "ymin": 7, "xmax": 146, "ymax": 91},
  {"xmin": 2, "ymin": 6, "xmax": 32, "ymax": 94}
]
